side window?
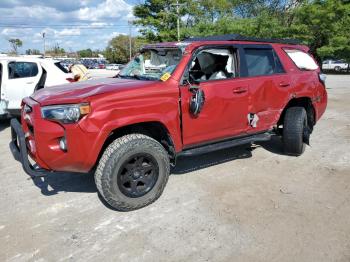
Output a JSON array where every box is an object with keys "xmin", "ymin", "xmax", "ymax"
[
  {"xmin": 8, "ymin": 62, "xmax": 39, "ymax": 79},
  {"xmin": 244, "ymin": 48, "xmax": 284, "ymax": 77},
  {"xmin": 284, "ymin": 49, "xmax": 319, "ymax": 70},
  {"xmin": 189, "ymin": 48, "xmax": 238, "ymax": 82}
]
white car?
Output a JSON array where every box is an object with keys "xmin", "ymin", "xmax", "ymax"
[
  {"xmin": 322, "ymin": 59, "xmax": 349, "ymax": 72},
  {"xmin": 0, "ymin": 57, "xmax": 74, "ymax": 118}
]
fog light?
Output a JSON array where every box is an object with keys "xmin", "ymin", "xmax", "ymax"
[{"xmin": 59, "ymin": 137, "xmax": 67, "ymax": 151}]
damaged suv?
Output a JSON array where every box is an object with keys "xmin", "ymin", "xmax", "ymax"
[{"xmin": 10, "ymin": 35, "xmax": 327, "ymax": 211}]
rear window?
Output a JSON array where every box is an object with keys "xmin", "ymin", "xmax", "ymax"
[
  {"xmin": 54, "ymin": 62, "xmax": 69, "ymax": 73},
  {"xmin": 8, "ymin": 62, "xmax": 38, "ymax": 79},
  {"xmin": 285, "ymin": 49, "xmax": 318, "ymax": 70},
  {"xmin": 244, "ymin": 48, "xmax": 284, "ymax": 77}
]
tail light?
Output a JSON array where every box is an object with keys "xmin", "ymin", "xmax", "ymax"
[{"xmin": 66, "ymin": 78, "xmax": 76, "ymax": 83}]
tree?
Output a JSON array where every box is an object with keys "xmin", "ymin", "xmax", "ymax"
[
  {"xmin": 292, "ymin": 0, "xmax": 350, "ymax": 63},
  {"xmin": 8, "ymin": 38, "xmax": 23, "ymax": 54},
  {"xmin": 133, "ymin": 0, "xmax": 350, "ymax": 63},
  {"xmin": 78, "ymin": 48, "xmax": 93, "ymax": 57},
  {"xmin": 105, "ymin": 34, "xmax": 147, "ymax": 63},
  {"xmin": 133, "ymin": 0, "xmax": 189, "ymax": 42}
]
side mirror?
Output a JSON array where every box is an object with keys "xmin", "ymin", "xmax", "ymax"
[{"xmin": 189, "ymin": 88, "xmax": 205, "ymax": 116}]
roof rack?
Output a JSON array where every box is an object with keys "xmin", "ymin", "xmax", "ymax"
[{"xmin": 184, "ymin": 34, "xmax": 301, "ymax": 45}]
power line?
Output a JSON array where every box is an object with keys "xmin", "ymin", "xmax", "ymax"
[{"xmin": 0, "ymin": 24, "xmax": 130, "ymax": 29}]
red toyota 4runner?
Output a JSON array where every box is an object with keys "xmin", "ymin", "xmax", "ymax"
[{"xmin": 10, "ymin": 35, "xmax": 327, "ymax": 211}]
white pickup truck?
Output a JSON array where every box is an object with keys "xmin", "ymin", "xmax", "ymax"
[
  {"xmin": 0, "ymin": 57, "xmax": 74, "ymax": 118},
  {"xmin": 322, "ymin": 59, "xmax": 349, "ymax": 72}
]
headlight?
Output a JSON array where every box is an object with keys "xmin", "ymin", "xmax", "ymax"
[{"xmin": 41, "ymin": 103, "xmax": 91, "ymax": 124}]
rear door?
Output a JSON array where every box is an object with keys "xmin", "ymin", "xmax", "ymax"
[
  {"xmin": 5, "ymin": 61, "xmax": 42, "ymax": 110},
  {"xmin": 239, "ymin": 45, "xmax": 291, "ymax": 133}
]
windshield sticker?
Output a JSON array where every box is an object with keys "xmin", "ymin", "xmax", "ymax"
[{"xmin": 160, "ymin": 73, "xmax": 171, "ymax": 82}]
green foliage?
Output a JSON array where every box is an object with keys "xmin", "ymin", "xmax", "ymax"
[
  {"xmin": 78, "ymin": 48, "xmax": 93, "ymax": 57},
  {"xmin": 290, "ymin": 0, "xmax": 350, "ymax": 62},
  {"xmin": 132, "ymin": 0, "xmax": 350, "ymax": 62},
  {"xmin": 105, "ymin": 35, "xmax": 147, "ymax": 63},
  {"xmin": 8, "ymin": 38, "xmax": 23, "ymax": 54}
]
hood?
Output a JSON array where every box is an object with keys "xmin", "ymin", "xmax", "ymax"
[{"xmin": 31, "ymin": 78, "xmax": 157, "ymax": 106}]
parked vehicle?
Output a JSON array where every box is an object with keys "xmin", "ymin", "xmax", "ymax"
[
  {"xmin": 0, "ymin": 57, "xmax": 74, "ymax": 117},
  {"xmin": 322, "ymin": 59, "xmax": 349, "ymax": 72},
  {"xmin": 10, "ymin": 35, "xmax": 327, "ymax": 211},
  {"xmin": 106, "ymin": 64, "xmax": 120, "ymax": 70}
]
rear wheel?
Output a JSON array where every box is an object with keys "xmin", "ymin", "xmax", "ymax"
[
  {"xmin": 334, "ymin": 66, "xmax": 341, "ymax": 72},
  {"xmin": 283, "ymin": 107, "xmax": 308, "ymax": 156},
  {"xmin": 95, "ymin": 134, "xmax": 170, "ymax": 211}
]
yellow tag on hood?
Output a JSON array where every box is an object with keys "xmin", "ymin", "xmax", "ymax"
[{"xmin": 160, "ymin": 73, "xmax": 171, "ymax": 82}]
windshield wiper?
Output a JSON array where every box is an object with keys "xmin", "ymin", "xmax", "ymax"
[
  {"xmin": 118, "ymin": 75, "xmax": 140, "ymax": 80},
  {"xmin": 118, "ymin": 74, "xmax": 157, "ymax": 81}
]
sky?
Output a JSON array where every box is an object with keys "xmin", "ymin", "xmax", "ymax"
[{"xmin": 0, "ymin": 0, "xmax": 143, "ymax": 53}]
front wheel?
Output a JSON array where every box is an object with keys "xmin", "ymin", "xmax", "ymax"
[
  {"xmin": 95, "ymin": 134, "xmax": 170, "ymax": 211},
  {"xmin": 283, "ymin": 107, "xmax": 308, "ymax": 156}
]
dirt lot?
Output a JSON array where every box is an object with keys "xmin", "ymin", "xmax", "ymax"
[{"xmin": 0, "ymin": 75, "xmax": 349, "ymax": 262}]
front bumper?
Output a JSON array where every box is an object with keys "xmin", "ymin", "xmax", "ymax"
[
  {"xmin": 10, "ymin": 97, "xmax": 107, "ymax": 175},
  {"xmin": 9, "ymin": 118, "xmax": 50, "ymax": 177}
]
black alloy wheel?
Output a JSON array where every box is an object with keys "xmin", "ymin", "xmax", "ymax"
[
  {"xmin": 95, "ymin": 134, "xmax": 170, "ymax": 211},
  {"xmin": 117, "ymin": 154, "xmax": 159, "ymax": 198}
]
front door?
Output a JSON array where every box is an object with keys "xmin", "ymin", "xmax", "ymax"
[
  {"xmin": 180, "ymin": 47, "xmax": 249, "ymax": 147},
  {"xmin": 4, "ymin": 61, "xmax": 42, "ymax": 110}
]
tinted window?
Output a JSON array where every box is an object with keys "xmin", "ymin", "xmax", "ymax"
[
  {"xmin": 8, "ymin": 62, "xmax": 38, "ymax": 79},
  {"xmin": 54, "ymin": 62, "xmax": 69, "ymax": 73},
  {"xmin": 244, "ymin": 48, "xmax": 284, "ymax": 77}
]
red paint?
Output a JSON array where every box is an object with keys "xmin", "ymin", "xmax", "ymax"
[{"xmin": 22, "ymin": 40, "xmax": 327, "ymax": 173}]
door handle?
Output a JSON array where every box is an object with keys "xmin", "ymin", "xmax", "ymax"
[
  {"xmin": 26, "ymin": 81, "xmax": 34, "ymax": 84},
  {"xmin": 233, "ymin": 87, "xmax": 248, "ymax": 94},
  {"xmin": 279, "ymin": 82, "xmax": 290, "ymax": 87}
]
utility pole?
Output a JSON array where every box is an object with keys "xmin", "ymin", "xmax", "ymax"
[
  {"xmin": 171, "ymin": 0, "xmax": 184, "ymax": 42},
  {"xmin": 42, "ymin": 32, "xmax": 46, "ymax": 58},
  {"xmin": 128, "ymin": 20, "xmax": 132, "ymax": 61}
]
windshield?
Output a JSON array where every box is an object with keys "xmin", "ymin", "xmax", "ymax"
[{"xmin": 119, "ymin": 48, "xmax": 182, "ymax": 81}]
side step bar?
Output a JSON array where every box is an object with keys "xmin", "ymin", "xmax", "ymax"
[{"xmin": 178, "ymin": 132, "xmax": 272, "ymax": 157}]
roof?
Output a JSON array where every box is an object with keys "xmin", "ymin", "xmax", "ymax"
[
  {"xmin": 184, "ymin": 34, "xmax": 301, "ymax": 45},
  {"xmin": 0, "ymin": 56, "xmax": 60, "ymax": 63},
  {"xmin": 141, "ymin": 34, "xmax": 302, "ymax": 51},
  {"xmin": 142, "ymin": 42, "xmax": 187, "ymax": 49}
]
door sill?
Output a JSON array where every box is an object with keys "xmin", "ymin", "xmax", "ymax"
[{"xmin": 178, "ymin": 131, "xmax": 272, "ymax": 157}]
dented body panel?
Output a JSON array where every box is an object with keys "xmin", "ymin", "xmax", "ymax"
[{"xmin": 18, "ymin": 40, "xmax": 327, "ymax": 173}]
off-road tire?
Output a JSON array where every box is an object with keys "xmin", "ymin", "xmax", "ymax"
[
  {"xmin": 283, "ymin": 107, "xmax": 307, "ymax": 156},
  {"xmin": 95, "ymin": 134, "xmax": 170, "ymax": 211}
]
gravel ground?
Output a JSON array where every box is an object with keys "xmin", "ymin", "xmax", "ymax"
[{"xmin": 0, "ymin": 75, "xmax": 349, "ymax": 262}]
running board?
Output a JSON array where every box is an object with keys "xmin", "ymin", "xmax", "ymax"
[{"xmin": 178, "ymin": 132, "xmax": 272, "ymax": 157}]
